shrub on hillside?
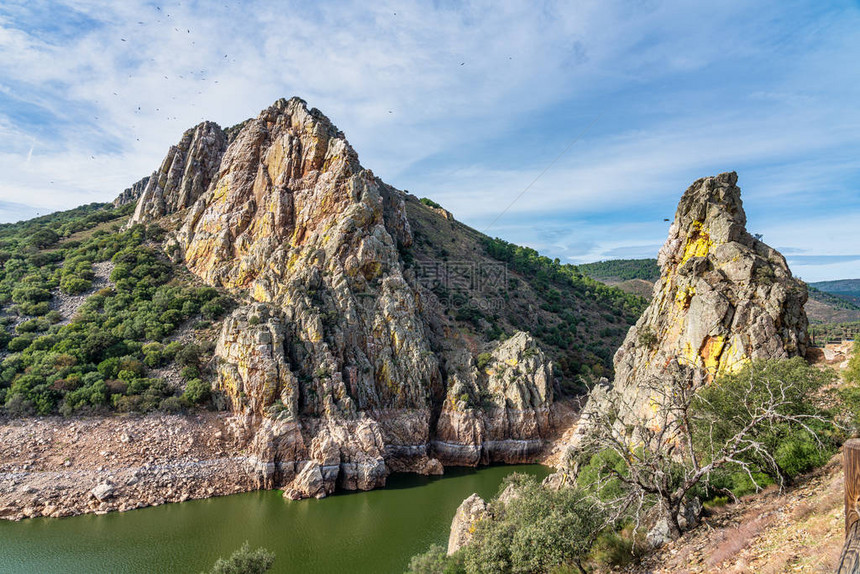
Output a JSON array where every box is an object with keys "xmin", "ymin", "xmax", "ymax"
[
  {"xmin": 408, "ymin": 475, "xmax": 603, "ymax": 574},
  {"xmin": 183, "ymin": 378, "xmax": 211, "ymax": 405}
]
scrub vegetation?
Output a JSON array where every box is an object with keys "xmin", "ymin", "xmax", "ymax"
[{"xmin": 0, "ymin": 203, "xmax": 233, "ymax": 416}]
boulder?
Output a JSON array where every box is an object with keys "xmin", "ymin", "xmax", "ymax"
[
  {"xmin": 447, "ymin": 493, "xmax": 488, "ymax": 555},
  {"xmin": 90, "ymin": 482, "xmax": 115, "ymax": 502}
]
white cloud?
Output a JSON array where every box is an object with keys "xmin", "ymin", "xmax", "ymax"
[{"xmin": 0, "ymin": 0, "xmax": 858, "ymax": 281}]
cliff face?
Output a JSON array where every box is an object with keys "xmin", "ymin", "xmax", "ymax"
[
  {"xmin": 598, "ymin": 172, "xmax": 808, "ymax": 425},
  {"xmin": 131, "ymin": 98, "xmax": 562, "ymax": 498}
]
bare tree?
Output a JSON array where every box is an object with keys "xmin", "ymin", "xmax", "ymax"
[{"xmin": 574, "ymin": 358, "xmax": 833, "ymax": 541}]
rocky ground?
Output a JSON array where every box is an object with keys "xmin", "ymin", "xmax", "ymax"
[
  {"xmin": 0, "ymin": 412, "xmax": 255, "ymax": 521},
  {"xmin": 624, "ymin": 455, "xmax": 844, "ymax": 573},
  {"xmin": 53, "ymin": 260, "xmax": 114, "ymax": 325}
]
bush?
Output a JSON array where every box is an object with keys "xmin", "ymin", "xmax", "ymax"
[
  {"xmin": 181, "ymin": 366, "xmax": 201, "ymax": 381},
  {"xmin": 476, "ymin": 353, "xmax": 493, "ymax": 371},
  {"xmin": 60, "ymin": 275, "xmax": 92, "ymax": 295},
  {"xmin": 45, "ymin": 310, "xmax": 63, "ymax": 323},
  {"xmin": 20, "ymin": 301, "xmax": 51, "ymax": 316},
  {"xmin": 7, "ymin": 335, "xmax": 33, "ymax": 352},
  {"xmin": 16, "ymin": 319, "xmax": 48, "ymax": 334},
  {"xmin": 201, "ymin": 297, "xmax": 229, "ymax": 320},
  {"xmin": 176, "ymin": 344, "xmax": 202, "ymax": 368},
  {"xmin": 637, "ymin": 326, "xmax": 658, "ymax": 348},
  {"xmin": 589, "ymin": 528, "xmax": 645, "ymax": 569},
  {"xmin": 407, "ymin": 544, "xmax": 459, "ymax": 574},
  {"xmin": 27, "ymin": 228, "xmax": 59, "ymax": 248},
  {"xmin": 183, "ymin": 378, "xmax": 211, "ymax": 404},
  {"xmin": 846, "ymin": 340, "xmax": 860, "ymax": 385},
  {"xmin": 159, "ymin": 396, "xmax": 186, "ymax": 413},
  {"xmin": 11, "ymin": 286, "xmax": 51, "ymax": 305},
  {"xmin": 420, "ymin": 475, "xmax": 607, "ymax": 574},
  {"xmin": 206, "ymin": 542, "xmax": 275, "ymax": 574}
]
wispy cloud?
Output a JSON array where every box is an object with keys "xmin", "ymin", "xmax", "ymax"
[{"xmin": 0, "ymin": 0, "xmax": 858, "ymax": 281}]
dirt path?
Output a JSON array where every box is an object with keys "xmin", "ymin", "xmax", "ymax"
[{"xmin": 621, "ymin": 455, "xmax": 844, "ymax": 573}]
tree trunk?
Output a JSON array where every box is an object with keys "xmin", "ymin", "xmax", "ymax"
[{"xmin": 661, "ymin": 499, "xmax": 683, "ymax": 540}]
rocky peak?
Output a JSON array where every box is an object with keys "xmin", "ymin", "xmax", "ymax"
[
  {"xmin": 130, "ymin": 120, "xmax": 227, "ymax": 224},
  {"xmin": 128, "ymin": 97, "xmax": 561, "ymax": 499},
  {"xmin": 610, "ymin": 172, "xmax": 808, "ymax": 414}
]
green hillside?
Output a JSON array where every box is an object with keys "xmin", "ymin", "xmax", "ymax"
[{"xmin": 577, "ymin": 258, "xmax": 660, "ymax": 282}]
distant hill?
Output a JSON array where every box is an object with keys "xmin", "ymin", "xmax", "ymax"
[
  {"xmin": 810, "ymin": 279, "xmax": 860, "ymax": 305},
  {"xmin": 808, "ymin": 286, "xmax": 860, "ymax": 308},
  {"xmin": 577, "ymin": 258, "xmax": 660, "ymax": 283},
  {"xmin": 577, "ymin": 258, "xmax": 860, "ymax": 326}
]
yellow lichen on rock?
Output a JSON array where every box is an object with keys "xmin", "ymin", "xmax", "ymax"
[
  {"xmin": 700, "ymin": 335, "xmax": 726, "ymax": 374},
  {"xmin": 717, "ymin": 342, "xmax": 750, "ymax": 376},
  {"xmin": 675, "ymin": 285, "xmax": 696, "ymax": 309},
  {"xmin": 680, "ymin": 221, "xmax": 714, "ymax": 265}
]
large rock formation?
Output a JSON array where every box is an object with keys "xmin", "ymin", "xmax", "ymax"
[
  {"xmin": 131, "ymin": 97, "xmax": 561, "ymax": 498},
  {"xmin": 594, "ymin": 172, "xmax": 808, "ymax": 426},
  {"xmin": 434, "ymin": 332, "xmax": 554, "ymax": 465}
]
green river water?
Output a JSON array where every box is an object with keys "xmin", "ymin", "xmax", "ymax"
[{"xmin": 0, "ymin": 464, "xmax": 549, "ymax": 574}]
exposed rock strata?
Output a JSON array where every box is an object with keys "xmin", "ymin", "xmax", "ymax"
[
  {"xmin": 113, "ymin": 176, "xmax": 150, "ymax": 207},
  {"xmin": 434, "ymin": 332, "xmax": 554, "ymax": 466},
  {"xmin": 131, "ymin": 97, "xmax": 562, "ymax": 499},
  {"xmin": 131, "ymin": 121, "xmax": 227, "ymax": 224}
]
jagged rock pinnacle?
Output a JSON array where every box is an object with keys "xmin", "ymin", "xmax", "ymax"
[{"xmin": 611, "ymin": 172, "xmax": 808, "ymax": 411}]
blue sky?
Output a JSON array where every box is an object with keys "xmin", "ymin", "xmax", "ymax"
[{"xmin": 0, "ymin": 0, "xmax": 858, "ymax": 282}]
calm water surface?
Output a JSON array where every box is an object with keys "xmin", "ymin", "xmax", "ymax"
[{"xmin": 0, "ymin": 464, "xmax": 549, "ymax": 573}]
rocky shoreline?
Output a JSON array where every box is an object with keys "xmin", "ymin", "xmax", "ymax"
[
  {"xmin": 0, "ymin": 413, "xmax": 255, "ymax": 521},
  {"xmin": 0, "ymin": 402, "xmax": 577, "ymax": 522}
]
